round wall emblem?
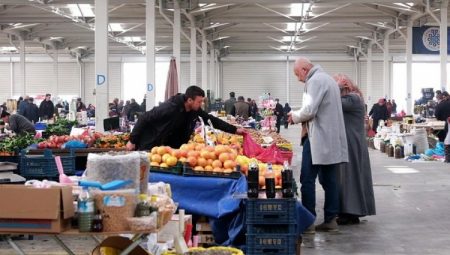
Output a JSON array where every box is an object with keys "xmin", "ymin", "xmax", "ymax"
[{"xmin": 422, "ymin": 27, "xmax": 440, "ymax": 51}]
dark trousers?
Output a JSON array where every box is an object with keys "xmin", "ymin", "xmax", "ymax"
[
  {"xmin": 300, "ymin": 137, "xmax": 340, "ymax": 223},
  {"xmin": 276, "ymin": 117, "xmax": 282, "ymax": 133}
]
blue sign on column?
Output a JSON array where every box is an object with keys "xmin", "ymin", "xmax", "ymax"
[
  {"xmin": 147, "ymin": 83, "xmax": 153, "ymax": 92},
  {"xmin": 97, "ymin": 74, "xmax": 106, "ymax": 85},
  {"xmin": 413, "ymin": 26, "xmax": 450, "ymax": 54}
]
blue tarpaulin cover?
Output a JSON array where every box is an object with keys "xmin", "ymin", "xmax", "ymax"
[{"xmin": 149, "ymin": 172, "xmax": 315, "ymax": 246}]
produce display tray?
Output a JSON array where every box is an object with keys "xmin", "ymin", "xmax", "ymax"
[
  {"xmin": 183, "ymin": 166, "xmax": 242, "ymax": 179},
  {"xmin": 27, "ymin": 148, "xmax": 126, "ymax": 157},
  {"xmin": 20, "ymin": 149, "xmax": 75, "ymax": 180},
  {"xmin": 149, "ymin": 165, "xmax": 183, "ymax": 175}
]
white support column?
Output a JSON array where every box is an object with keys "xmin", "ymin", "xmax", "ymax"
[
  {"xmin": 78, "ymin": 59, "xmax": 85, "ymax": 100},
  {"xmin": 10, "ymin": 58, "xmax": 13, "ymax": 98},
  {"xmin": 20, "ymin": 40, "xmax": 25, "ymax": 95},
  {"xmin": 286, "ymin": 56, "xmax": 290, "ymax": 103},
  {"xmin": 173, "ymin": 1, "xmax": 181, "ymax": 90},
  {"xmin": 440, "ymin": 0, "xmax": 448, "ymax": 92},
  {"xmin": 201, "ymin": 34, "xmax": 208, "ymax": 91},
  {"xmin": 367, "ymin": 42, "xmax": 373, "ymax": 106},
  {"xmin": 383, "ymin": 34, "xmax": 390, "ymax": 99},
  {"xmin": 190, "ymin": 20, "xmax": 197, "ymax": 86},
  {"xmin": 209, "ymin": 48, "xmax": 215, "ymax": 95},
  {"xmin": 146, "ymin": 0, "xmax": 156, "ymax": 110},
  {"xmin": 406, "ymin": 21, "xmax": 413, "ymax": 114},
  {"xmin": 53, "ymin": 50, "xmax": 59, "ymax": 96},
  {"xmin": 95, "ymin": 0, "xmax": 109, "ymax": 132}
]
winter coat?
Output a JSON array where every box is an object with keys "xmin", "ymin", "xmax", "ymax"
[
  {"xmin": 39, "ymin": 100, "xmax": 55, "ymax": 120},
  {"xmin": 23, "ymin": 103, "xmax": 39, "ymax": 123},
  {"xmin": 130, "ymin": 94, "xmax": 237, "ymax": 150},
  {"xmin": 291, "ymin": 65, "xmax": 348, "ymax": 165}
]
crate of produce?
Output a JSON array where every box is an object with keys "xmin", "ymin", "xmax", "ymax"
[
  {"xmin": 246, "ymin": 198, "xmax": 297, "ymax": 224},
  {"xmin": 247, "ymin": 223, "xmax": 297, "ymax": 235},
  {"xmin": 183, "ymin": 165, "xmax": 242, "ymax": 179},
  {"xmin": 150, "ymin": 163, "xmax": 183, "ymax": 175},
  {"xmin": 246, "ymin": 233, "xmax": 297, "ymax": 255},
  {"xmin": 19, "ymin": 149, "xmax": 75, "ymax": 180}
]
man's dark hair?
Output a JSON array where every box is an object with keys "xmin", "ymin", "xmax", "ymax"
[
  {"xmin": 229, "ymin": 92, "xmax": 235, "ymax": 98},
  {"xmin": 185, "ymin": 86, "xmax": 205, "ymax": 100},
  {"xmin": 45, "ymin": 93, "xmax": 51, "ymax": 97},
  {"xmin": 28, "ymin": 98, "xmax": 34, "ymax": 102},
  {"xmin": 443, "ymin": 91, "xmax": 449, "ymax": 97},
  {"xmin": 1, "ymin": 111, "xmax": 10, "ymax": 118},
  {"xmin": 247, "ymin": 98, "xmax": 252, "ymax": 102},
  {"xmin": 275, "ymin": 98, "xmax": 279, "ymax": 102},
  {"xmin": 238, "ymin": 96, "xmax": 245, "ymax": 101}
]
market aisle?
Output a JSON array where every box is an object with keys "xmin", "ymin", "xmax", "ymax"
[{"xmin": 279, "ymin": 125, "xmax": 450, "ymax": 255}]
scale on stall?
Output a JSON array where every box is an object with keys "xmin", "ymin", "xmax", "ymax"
[{"xmin": 0, "ymin": 162, "xmax": 25, "ymax": 184}]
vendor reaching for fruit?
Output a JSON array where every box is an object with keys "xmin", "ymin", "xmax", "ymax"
[
  {"xmin": 127, "ymin": 86, "xmax": 246, "ymax": 151},
  {"xmin": 1, "ymin": 111, "xmax": 36, "ymax": 135}
]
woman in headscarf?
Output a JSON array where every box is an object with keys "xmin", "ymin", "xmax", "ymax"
[{"xmin": 333, "ymin": 73, "xmax": 376, "ymax": 224}]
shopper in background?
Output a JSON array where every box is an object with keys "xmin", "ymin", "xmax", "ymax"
[
  {"xmin": 249, "ymin": 100, "xmax": 258, "ymax": 119},
  {"xmin": 435, "ymin": 92, "xmax": 450, "ymax": 142},
  {"xmin": 17, "ymin": 95, "xmax": 29, "ymax": 115},
  {"xmin": 392, "ymin": 99, "xmax": 397, "ymax": 114},
  {"xmin": 39, "ymin": 93, "xmax": 55, "ymax": 120},
  {"xmin": 0, "ymin": 102, "xmax": 7, "ymax": 113},
  {"xmin": 118, "ymin": 100, "xmax": 124, "ymax": 113},
  {"xmin": 122, "ymin": 100, "xmax": 131, "ymax": 119},
  {"xmin": 76, "ymin": 98, "xmax": 87, "ymax": 112},
  {"xmin": 231, "ymin": 96, "xmax": 250, "ymax": 120},
  {"xmin": 23, "ymin": 97, "xmax": 39, "ymax": 123},
  {"xmin": 368, "ymin": 99, "xmax": 389, "ymax": 132},
  {"xmin": 274, "ymin": 98, "xmax": 284, "ymax": 133},
  {"xmin": 87, "ymin": 104, "xmax": 95, "ymax": 118},
  {"xmin": 288, "ymin": 57, "xmax": 348, "ymax": 233},
  {"xmin": 283, "ymin": 103, "xmax": 291, "ymax": 129},
  {"xmin": 1, "ymin": 111, "xmax": 36, "ymax": 135},
  {"xmin": 128, "ymin": 98, "xmax": 141, "ymax": 122},
  {"xmin": 386, "ymin": 100, "xmax": 393, "ymax": 117},
  {"xmin": 224, "ymin": 92, "xmax": 236, "ymax": 115},
  {"xmin": 140, "ymin": 97, "xmax": 147, "ymax": 112},
  {"xmin": 334, "ymin": 73, "xmax": 376, "ymax": 225},
  {"xmin": 127, "ymin": 86, "xmax": 246, "ymax": 151}
]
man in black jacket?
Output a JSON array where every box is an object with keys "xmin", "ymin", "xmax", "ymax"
[
  {"xmin": 39, "ymin": 94, "xmax": 54, "ymax": 120},
  {"xmin": 369, "ymin": 98, "xmax": 389, "ymax": 132},
  {"xmin": 274, "ymin": 98, "xmax": 284, "ymax": 133},
  {"xmin": 23, "ymin": 98, "xmax": 39, "ymax": 123},
  {"xmin": 127, "ymin": 86, "xmax": 246, "ymax": 151}
]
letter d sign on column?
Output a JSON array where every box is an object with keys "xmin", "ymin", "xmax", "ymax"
[{"xmin": 97, "ymin": 74, "xmax": 106, "ymax": 86}]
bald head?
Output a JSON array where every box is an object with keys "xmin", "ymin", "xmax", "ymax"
[{"xmin": 294, "ymin": 57, "xmax": 314, "ymax": 83}]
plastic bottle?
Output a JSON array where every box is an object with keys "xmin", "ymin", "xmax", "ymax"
[
  {"xmin": 247, "ymin": 161, "xmax": 259, "ymax": 199},
  {"xmin": 92, "ymin": 210, "xmax": 103, "ymax": 232},
  {"xmin": 135, "ymin": 194, "xmax": 151, "ymax": 217},
  {"xmin": 265, "ymin": 163, "xmax": 276, "ymax": 199},
  {"xmin": 281, "ymin": 161, "xmax": 294, "ymax": 198},
  {"xmin": 78, "ymin": 187, "xmax": 94, "ymax": 232}
]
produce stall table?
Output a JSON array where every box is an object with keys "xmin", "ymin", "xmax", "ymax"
[
  {"xmin": 149, "ymin": 172, "xmax": 315, "ymax": 247},
  {"xmin": 1, "ymin": 229, "xmax": 154, "ymax": 255}
]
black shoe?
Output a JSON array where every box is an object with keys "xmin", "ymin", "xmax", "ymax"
[{"xmin": 337, "ymin": 216, "xmax": 360, "ymax": 225}]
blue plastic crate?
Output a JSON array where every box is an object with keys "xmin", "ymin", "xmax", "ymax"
[
  {"xmin": 246, "ymin": 198, "xmax": 297, "ymax": 224},
  {"xmin": 246, "ymin": 233, "xmax": 297, "ymax": 255},
  {"xmin": 19, "ymin": 149, "xmax": 75, "ymax": 180},
  {"xmin": 247, "ymin": 224, "xmax": 297, "ymax": 235}
]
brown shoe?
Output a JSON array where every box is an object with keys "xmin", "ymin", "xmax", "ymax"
[
  {"xmin": 303, "ymin": 224, "xmax": 315, "ymax": 234},
  {"xmin": 315, "ymin": 218, "xmax": 338, "ymax": 232}
]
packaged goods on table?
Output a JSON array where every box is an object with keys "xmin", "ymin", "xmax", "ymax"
[
  {"xmin": 93, "ymin": 189, "xmax": 136, "ymax": 232},
  {"xmin": 83, "ymin": 151, "xmax": 149, "ymax": 193}
]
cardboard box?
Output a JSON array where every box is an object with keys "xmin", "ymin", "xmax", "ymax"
[{"xmin": 0, "ymin": 185, "xmax": 74, "ymax": 233}]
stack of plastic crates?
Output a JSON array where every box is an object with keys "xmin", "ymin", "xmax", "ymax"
[
  {"xmin": 19, "ymin": 149, "xmax": 75, "ymax": 180},
  {"xmin": 246, "ymin": 198, "xmax": 298, "ymax": 255}
]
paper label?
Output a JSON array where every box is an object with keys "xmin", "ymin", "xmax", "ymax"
[{"xmin": 103, "ymin": 195, "xmax": 126, "ymax": 207}]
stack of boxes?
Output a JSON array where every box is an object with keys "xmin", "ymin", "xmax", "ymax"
[{"xmin": 246, "ymin": 198, "xmax": 299, "ymax": 255}]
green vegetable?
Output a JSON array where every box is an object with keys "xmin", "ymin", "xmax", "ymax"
[
  {"xmin": 46, "ymin": 119, "xmax": 78, "ymax": 136},
  {"xmin": 0, "ymin": 133, "xmax": 44, "ymax": 154}
]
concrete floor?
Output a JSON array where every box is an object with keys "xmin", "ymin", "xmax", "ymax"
[
  {"xmin": 282, "ymin": 125, "xmax": 450, "ymax": 255},
  {"xmin": 1, "ymin": 125, "xmax": 450, "ymax": 254}
]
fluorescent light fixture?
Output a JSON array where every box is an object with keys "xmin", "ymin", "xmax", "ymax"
[
  {"xmin": 356, "ymin": 35, "xmax": 372, "ymax": 40},
  {"xmin": 122, "ymin": 36, "xmax": 143, "ymax": 42},
  {"xmin": 286, "ymin": 23, "xmax": 299, "ymax": 32},
  {"xmin": 290, "ymin": 3, "xmax": 311, "ymax": 17},
  {"xmin": 394, "ymin": 2, "xmax": 414, "ymax": 8},
  {"xmin": 212, "ymin": 36, "xmax": 230, "ymax": 41},
  {"xmin": 387, "ymin": 167, "xmax": 419, "ymax": 174},
  {"xmin": 109, "ymin": 23, "xmax": 124, "ymax": 32},
  {"xmin": 282, "ymin": 36, "xmax": 299, "ymax": 42},
  {"xmin": 0, "ymin": 46, "xmax": 17, "ymax": 52},
  {"xmin": 67, "ymin": 4, "xmax": 95, "ymax": 17},
  {"xmin": 223, "ymin": 45, "xmax": 231, "ymax": 48},
  {"xmin": 199, "ymin": 3, "xmax": 208, "ymax": 7},
  {"xmin": 278, "ymin": 45, "xmax": 306, "ymax": 51}
]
